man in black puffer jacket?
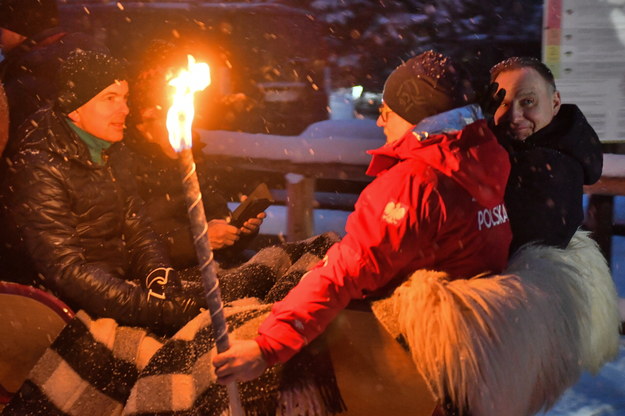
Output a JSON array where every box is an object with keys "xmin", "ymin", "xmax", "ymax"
[
  {"xmin": 0, "ymin": 50, "xmax": 205, "ymax": 336},
  {"xmin": 489, "ymin": 57, "xmax": 603, "ymax": 255}
]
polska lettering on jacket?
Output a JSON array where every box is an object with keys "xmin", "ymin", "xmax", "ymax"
[{"xmin": 478, "ymin": 203, "xmax": 509, "ymax": 231}]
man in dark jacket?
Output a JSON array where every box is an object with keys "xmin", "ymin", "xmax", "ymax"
[
  {"xmin": 118, "ymin": 40, "xmax": 265, "ymax": 269},
  {"xmin": 1, "ymin": 50, "xmax": 205, "ymax": 336},
  {"xmin": 489, "ymin": 57, "xmax": 603, "ymax": 254},
  {"xmin": 213, "ymin": 51, "xmax": 512, "ymax": 388},
  {"xmin": 0, "ymin": 0, "xmax": 107, "ymax": 157}
]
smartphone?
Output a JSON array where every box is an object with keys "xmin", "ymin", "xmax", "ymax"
[{"xmin": 230, "ymin": 183, "xmax": 273, "ymax": 228}]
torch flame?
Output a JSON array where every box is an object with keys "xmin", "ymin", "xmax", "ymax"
[{"xmin": 167, "ymin": 55, "xmax": 211, "ymax": 151}]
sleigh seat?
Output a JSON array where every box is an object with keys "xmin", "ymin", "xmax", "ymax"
[{"xmin": 0, "ymin": 282, "xmax": 74, "ymax": 404}]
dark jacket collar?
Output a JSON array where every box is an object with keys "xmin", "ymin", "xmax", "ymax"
[
  {"xmin": 506, "ymin": 104, "xmax": 603, "ymax": 185},
  {"xmin": 16, "ymin": 105, "xmax": 101, "ymax": 168}
]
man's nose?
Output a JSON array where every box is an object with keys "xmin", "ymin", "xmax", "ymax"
[
  {"xmin": 120, "ymin": 100, "xmax": 130, "ymax": 115},
  {"xmin": 509, "ymin": 103, "xmax": 525, "ymax": 123},
  {"xmin": 376, "ymin": 114, "xmax": 385, "ymax": 127}
]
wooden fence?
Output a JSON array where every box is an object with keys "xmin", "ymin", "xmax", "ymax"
[{"xmin": 584, "ymin": 153, "xmax": 625, "ymax": 261}]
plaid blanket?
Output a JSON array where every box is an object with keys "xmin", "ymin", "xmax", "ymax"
[
  {"xmin": 3, "ymin": 299, "xmax": 345, "ymax": 416},
  {"xmin": 2, "ymin": 233, "xmax": 345, "ymax": 416}
]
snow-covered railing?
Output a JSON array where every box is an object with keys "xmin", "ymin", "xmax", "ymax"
[
  {"xmin": 584, "ymin": 154, "xmax": 625, "ymax": 197},
  {"xmin": 197, "ymin": 119, "xmax": 385, "ymax": 240},
  {"xmin": 198, "ymin": 120, "xmax": 384, "ymax": 166}
]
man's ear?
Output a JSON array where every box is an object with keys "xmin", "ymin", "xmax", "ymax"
[
  {"xmin": 140, "ymin": 107, "xmax": 158, "ymax": 120},
  {"xmin": 552, "ymin": 90, "xmax": 562, "ymax": 117}
]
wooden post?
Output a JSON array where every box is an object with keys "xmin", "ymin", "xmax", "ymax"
[
  {"xmin": 285, "ymin": 173, "xmax": 315, "ymax": 241},
  {"xmin": 585, "ymin": 194, "xmax": 614, "ymax": 263}
]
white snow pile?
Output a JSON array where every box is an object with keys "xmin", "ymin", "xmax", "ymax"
[
  {"xmin": 602, "ymin": 153, "xmax": 625, "ymax": 178},
  {"xmin": 198, "ymin": 119, "xmax": 385, "ymax": 165}
]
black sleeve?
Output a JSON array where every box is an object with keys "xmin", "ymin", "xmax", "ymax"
[
  {"xmin": 122, "ymin": 192, "xmax": 177, "ymax": 286},
  {"xmin": 506, "ymin": 149, "xmax": 585, "ymax": 253},
  {"xmin": 199, "ymin": 172, "xmax": 260, "ymax": 258}
]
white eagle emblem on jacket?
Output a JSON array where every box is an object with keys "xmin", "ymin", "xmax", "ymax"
[{"xmin": 382, "ymin": 201, "xmax": 407, "ymax": 225}]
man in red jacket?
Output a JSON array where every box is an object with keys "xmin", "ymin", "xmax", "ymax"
[{"xmin": 213, "ymin": 51, "xmax": 512, "ymax": 382}]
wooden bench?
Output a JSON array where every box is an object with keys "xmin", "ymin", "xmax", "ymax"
[{"xmin": 584, "ymin": 153, "xmax": 625, "ymax": 262}]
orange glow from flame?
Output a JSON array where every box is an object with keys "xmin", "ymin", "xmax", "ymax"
[{"xmin": 167, "ymin": 55, "xmax": 210, "ymax": 151}]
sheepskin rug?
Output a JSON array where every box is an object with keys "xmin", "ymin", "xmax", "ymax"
[{"xmin": 372, "ymin": 230, "xmax": 620, "ymax": 416}]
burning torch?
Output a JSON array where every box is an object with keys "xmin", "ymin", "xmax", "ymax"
[{"xmin": 166, "ymin": 55, "xmax": 243, "ymax": 415}]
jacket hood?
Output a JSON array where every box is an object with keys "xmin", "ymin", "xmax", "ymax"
[
  {"xmin": 511, "ymin": 104, "xmax": 602, "ymax": 185},
  {"xmin": 367, "ymin": 105, "xmax": 510, "ymax": 207}
]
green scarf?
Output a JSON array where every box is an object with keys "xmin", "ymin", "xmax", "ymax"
[{"xmin": 66, "ymin": 119, "xmax": 112, "ymax": 165}]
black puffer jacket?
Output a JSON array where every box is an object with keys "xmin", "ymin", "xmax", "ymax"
[
  {"xmin": 1, "ymin": 106, "xmax": 204, "ymax": 335},
  {"xmin": 497, "ymin": 104, "xmax": 603, "ymax": 254}
]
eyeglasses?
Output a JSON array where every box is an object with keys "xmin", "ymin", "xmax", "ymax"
[{"xmin": 378, "ymin": 104, "xmax": 393, "ymax": 123}]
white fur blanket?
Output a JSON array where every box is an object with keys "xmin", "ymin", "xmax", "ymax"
[{"xmin": 372, "ymin": 230, "xmax": 620, "ymax": 416}]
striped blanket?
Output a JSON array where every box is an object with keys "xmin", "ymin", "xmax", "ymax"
[{"xmin": 3, "ymin": 298, "xmax": 345, "ymax": 416}]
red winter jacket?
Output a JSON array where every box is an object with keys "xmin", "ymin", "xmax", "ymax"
[{"xmin": 257, "ymin": 116, "xmax": 512, "ymax": 365}]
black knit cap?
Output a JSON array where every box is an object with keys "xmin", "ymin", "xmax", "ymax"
[
  {"xmin": 129, "ymin": 39, "xmax": 188, "ymax": 117},
  {"xmin": 383, "ymin": 50, "xmax": 471, "ymax": 125},
  {"xmin": 57, "ymin": 50, "xmax": 128, "ymax": 114},
  {"xmin": 0, "ymin": 0, "xmax": 58, "ymax": 38}
]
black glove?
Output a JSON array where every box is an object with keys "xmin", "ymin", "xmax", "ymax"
[
  {"xmin": 479, "ymin": 82, "xmax": 506, "ymax": 123},
  {"xmin": 142, "ymin": 268, "xmax": 204, "ymax": 335},
  {"xmin": 151, "ymin": 292, "xmax": 206, "ymax": 336},
  {"xmin": 145, "ymin": 267, "xmax": 179, "ymax": 301}
]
